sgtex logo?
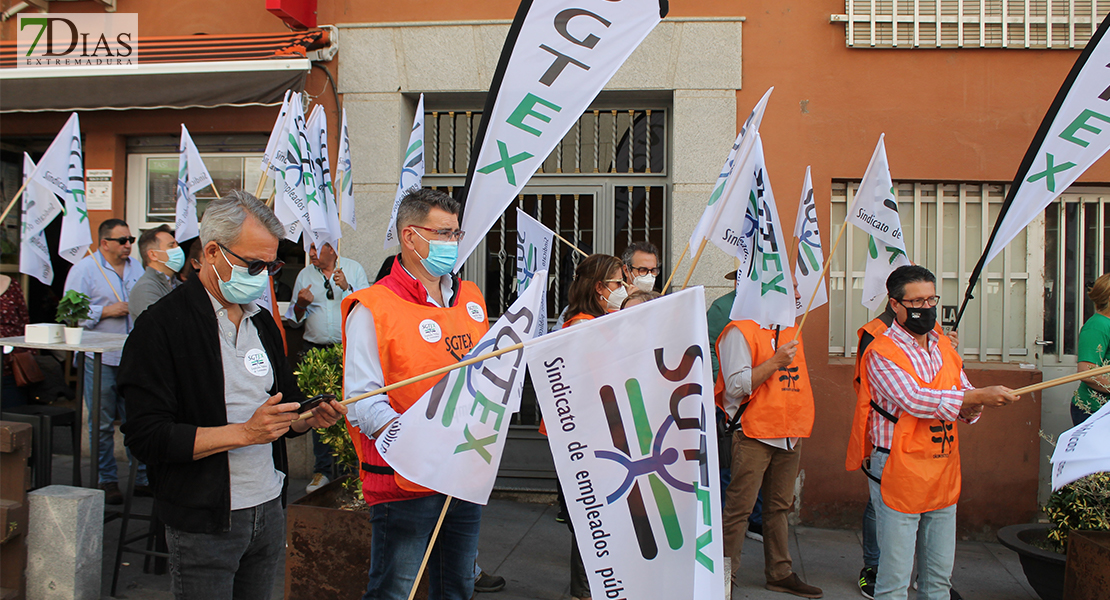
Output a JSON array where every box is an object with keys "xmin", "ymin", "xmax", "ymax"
[
  {"xmin": 596, "ymin": 345, "xmax": 716, "ymax": 571},
  {"xmin": 18, "ymin": 14, "xmax": 138, "ymax": 68}
]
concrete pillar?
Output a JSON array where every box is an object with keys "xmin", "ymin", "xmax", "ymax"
[{"xmin": 26, "ymin": 485, "xmax": 104, "ymax": 600}]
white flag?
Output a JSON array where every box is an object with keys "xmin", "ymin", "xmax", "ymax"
[
  {"xmin": 793, "ymin": 166, "xmax": 827, "ymax": 317},
  {"xmin": 515, "ymin": 208, "xmax": 554, "ymax": 330},
  {"xmin": 27, "ymin": 113, "xmax": 91, "ymax": 264},
  {"xmin": 274, "ymin": 96, "xmax": 322, "ymax": 249},
  {"xmin": 384, "ymin": 94, "xmax": 425, "ymax": 249},
  {"xmin": 456, "ymin": 0, "xmax": 663, "ymax": 269},
  {"xmin": 524, "ymin": 287, "xmax": 723, "ymax": 600},
  {"xmin": 1050, "ymin": 400, "xmax": 1110, "ymax": 491},
  {"xmin": 688, "ymin": 87, "xmax": 773, "ymax": 260},
  {"xmin": 175, "ymin": 124, "xmax": 215, "ymax": 243},
  {"xmin": 306, "ymin": 105, "xmax": 342, "ymax": 247},
  {"xmin": 337, "ymin": 107, "xmax": 357, "ymax": 230},
  {"xmin": 728, "ymin": 134, "xmax": 797, "ymax": 329},
  {"xmin": 375, "ymin": 273, "xmax": 547, "ymax": 505},
  {"xmin": 303, "ymin": 105, "xmax": 331, "ymax": 246},
  {"xmin": 261, "ymin": 90, "xmax": 292, "ymax": 178},
  {"xmin": 849, "ymin": 135, "xmax": 910, "ymax": 310},
  {"xmin": 20, "ymin": 154, "xmax": 61, "ymax": 285}
]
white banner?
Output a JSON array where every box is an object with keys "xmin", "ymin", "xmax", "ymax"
[
  {"xmin": 261, "ymin": 90, "xmax": 292, "ymax": 178},
  {"xmin": 175, "ymin": 124, "xmax": 214, "ymax": 243},
  {"xmin": 793, "ymin": 166, "xmax": 827, "ymax": 316},
  {"xmin": 375, "ymin": 273, "xmax": 547, "ymax": 505},
  {"xmin": 1050, "ymin": 400, "xmax": 1110, "ymax": 490},
  {"xmin": 27, "ymin": 113, "xmax": 91, "ymax": 264},
  {"xmin": 20, "ymin": 154, "xmax": 60, "ymax": 285},
  {"xmin": 848, "ymin": 135, "xmax": 909, "ymax": 310},
  {"xmin": 385, "ymin": 94, "xmax": 425, "ymax": 249},
  {"xmin": 525, "ymin": 287, "xmax": 723, "ymax": 600},
  {"xmin": 337, "ymin": 107, "xmax": 357, "ymax": 231},
  {"xmin": 303, "ymin": 105, "xmax": 332, "ymax": 246},
  {"xmin": 515, "ymin": 208, "xmax": 554, "ymax": 330},
  {"xmin": 456, "ymin": 0, "xmax": 662, "ymax": 269},
  {"xmin": 274, "ymin": 95, "xmax": 322, "ymax": 249},
  {"xmin": 688, "ymin": 87, "xmax": 773, "ymax": 261},
  {"xmin": 728, "ymin": 134, "xmax": 796, "ymax": 329},
  {"xmin": 306, "ymin": 105, "xmax": 342, "ymax": 247}
]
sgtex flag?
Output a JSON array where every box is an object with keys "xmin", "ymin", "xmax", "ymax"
[
  {"xmin": 985, "ymin": 14, "xmax": 1110, "ymax": 266},
  {"xmin": 727, "ymin": 133, "xmax": 796, "ymax": 330},
  {"xmin": 261, "ymin": 90, "xmax": 292, "ymax": 179},
  {"xmin": 337, "ymin": 107, "xmax": 357, "ymax": 230},
  {"xmin": 384, "ymin": 94, "xmax": 425, "ymax": 249},
  {"xmin": 28, "ymin": 112, "xmax": 91, "ymax": 264},
  {"xmin": 793, "ymin": 166, "xmax": 827, "ymax": 317},
  {"xmin": 1050, "ymin": 400, "xmax": 1110, "ymax": 491},
  {"xmin": 306, "ymin": 105, "xmax": 342, "ymax": 247},
  {"xmin": 175, "ymin": 124, "xmax": 214, "ymax": 243},
  {"xmin": 274, "ymin": 96, "xmax": 324, "ymax": 249},
  {"xmin": 456, "ymin": 0, "xmax": 663, "ymax": 269},
  {"xmin": 688, "ymin": 87, "xmax": 773, "ymax": 262},
  {"xmin": 20, "ymin": 153, "xmax": 61, "ymax": 286},
  {"xmin": 375, "ymin": 272, "xmax": 547, "ymax": 505},
  {"xmin": 515, "ymin": 208, "xmax": 554, "ymax": 331},
  {"xmin": 525, "ymin": 287, "xmax": 724, "ymax": 600},
  {"xmin": 849, "ymin": 134, "xmax": 909, "ymax": 311}
]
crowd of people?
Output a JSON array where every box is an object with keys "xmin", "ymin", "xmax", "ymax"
[{"xmin": 17, "ymin": 186, "xmax": 1104, "ymax": 600}]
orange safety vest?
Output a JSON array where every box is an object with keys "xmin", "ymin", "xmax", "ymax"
[
  {"xmin": 340, "ymin": 282, "xmax": 489, "ymax": 506},
  {"xmin": 713, "ymin": 320, "xmax": 815, "ymax": 439},
  {"xmin": 538, "ymin": 313, "xmax": 595, "ymax": 436},
  {"xmin": 846, "ymin": 332, "xmax": 964, "ymax": 514}
]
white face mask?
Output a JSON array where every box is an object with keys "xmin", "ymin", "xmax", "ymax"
[
  {"xmin": 603, "ymin": 284, "xmax": 629, "ymax": 312},
  {"xmin": 632, "ymin": 273, "xmax": 656, "ymax": 293}
]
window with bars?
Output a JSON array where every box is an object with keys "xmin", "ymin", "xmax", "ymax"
[
  {"xmin": 1043, "ymin": 191, "xmax": 1110, "ymax": 357},
  {"xmin": 829, "ymin": 181, "xmax": 1041, "ymax": 362},
  {"xmin": 834, "ymin": 0, "xmax": 1110, "ymax": 48}
]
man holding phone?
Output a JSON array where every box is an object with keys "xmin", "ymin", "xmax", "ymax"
[{"xmin": 120, "ymin": 192, "xmax": 346, "ymax": 598}]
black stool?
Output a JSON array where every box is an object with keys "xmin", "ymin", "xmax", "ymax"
[
  {"xmin": 111, "ymin": 460, "xmax": 168, "ymax": 597},
  {"xmin": 2, "ymin": 404, "xmax": 80, "ymax": 486}
]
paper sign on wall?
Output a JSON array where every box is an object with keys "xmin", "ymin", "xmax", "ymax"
[{"xmin": 86, "ymin": 169, "xmax": 112, "ymax": 210}]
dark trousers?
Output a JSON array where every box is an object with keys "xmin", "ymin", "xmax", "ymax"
[{"xmin": 299, "ymin": 342, "xmax": 337, "ymax": 476}]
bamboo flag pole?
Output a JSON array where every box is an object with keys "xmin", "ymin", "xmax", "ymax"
[
  {"xmin": 791, "ymin": 222, "xmax": 848, "ymax": 342},
  {"xmin": 406, "ymin": 496, "xmax": 453, "ymax": 600},
  {"xmin": 661, "ymin": 240, "xmax": 689, "ymax": 294},
  {"xmin": 1012, "ymin": 364, "xmax": 1110, "ymax": 397},
  {"xmin": 0, "ymin": 179, "xmax": 31, "ymax": 224}
]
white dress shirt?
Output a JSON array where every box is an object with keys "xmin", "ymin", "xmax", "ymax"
[{"xmin": 284, "ymin": 256, "xmax": 370, "ymax": 345}]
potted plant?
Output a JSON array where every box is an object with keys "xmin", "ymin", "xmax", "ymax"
[
  {"xmin": 55, "ymin": 290, "xmax": 90, "ymax": 345},
  {"xmin": 998, "ymin": 472, "xmax": 1110, "ymax": 600}
]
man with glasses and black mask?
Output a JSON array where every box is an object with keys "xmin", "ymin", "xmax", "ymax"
[
  {"xmin": 846, "ymin": 265, "xmax": 1019, "ymax": 600},
  {"xmin": 620, "ymin": 240, "xmax": 661, "ymax": 292},
  {"xmin": 285, "ymin": 241, "xmax": 369, "ymax": 493},
  {"xmin": 64, "ymin": 218, "xmax": 144, "ymax": 504}
]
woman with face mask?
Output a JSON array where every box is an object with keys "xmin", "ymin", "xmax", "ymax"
[{"xmin": 563, "ymin": 254, "xmax": 629, "ymax": 329}]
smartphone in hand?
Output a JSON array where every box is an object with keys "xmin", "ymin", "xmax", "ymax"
[{"xmin": 297, "ymin": 393, "xmax": 336, "ymax": 414}]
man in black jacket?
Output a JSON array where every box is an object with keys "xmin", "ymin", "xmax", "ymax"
[{"xmin": 119, "ymin": 191, "xmax": 345, "ymax": 599}]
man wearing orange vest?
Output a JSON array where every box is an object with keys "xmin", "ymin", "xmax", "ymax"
[
  {"xmin": 846, "ymin": 265, "xmax": 1018, "ymax": 600},
  {"xmin": 715, "ymin": 284, "xmax": 823, "ymax": 599},
  {"xmin": 342, "ymin": 188, "xmax": 489, "ymax": 600}
]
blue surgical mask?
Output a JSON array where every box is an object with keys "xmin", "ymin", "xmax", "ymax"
[
  {"xmin": 213, "ymin": 247, "xmax": 269, "ymax": 304},
  {"xmin": 413, "ymin": 230, "xmax": 458, "ymax": 277},
  {"xmin": 161, "ymin": 246, "xmax": 185, "ymax": 272}
]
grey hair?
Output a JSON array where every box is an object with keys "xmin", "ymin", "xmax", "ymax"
[
  {"xmin": 395, "ymin": 187, "xmax": 460, "ymax": 231},
  {"xmin": 199, "ymin": 190, "xmax": 285, "ymax": 247},
  {"xmin": 620, "ymin": 241, "xmax": 659, "ymax": 265}
]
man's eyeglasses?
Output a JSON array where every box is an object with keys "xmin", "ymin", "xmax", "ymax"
[
  {"xmin": 409, "ymin": 225, "xmax": 466, "ymax": 242},
  {"xmin": 323, "ymin": 277, "xmax": 334, "ymax": 301},
  {"xmin": 896, "ymin": 296, "xmax": 941, "ymax": 309},
  {"xmin": 104, "ymin": 236, "xmax": 136, "ymax": 245},
  {"xmin": 626, "ymin": 265, "xmax": 661, "ymax": 277},
  {"xmin": 218, "ymin": 243, "xmax": 284, "ymax": 276}
]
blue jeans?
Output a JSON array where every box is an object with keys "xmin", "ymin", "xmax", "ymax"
[
  {"xmin": 862, "ymin": 496, "xmax": 880, "ymax": 568},
  {"xmin": 166, "ymin": 497, "xmax": 284, "ymax": 600},
  {"xmin": 364, "ymin": 494, "xmax": 481, "ymax": 600},
  {"xmin": 868, "ymin": 450, "xmax": 956, "ymax": 600},
  {"xmin": 83, "ymin": 361, "xmax": 146, "ymax": 485},
  {"xmin": 311, "ymin": 429, "xmax": 334, "ymax": 475}
]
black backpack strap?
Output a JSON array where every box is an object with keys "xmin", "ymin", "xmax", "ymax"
[
  {"xmin": 361, "ymin": 462, "xmax": 394, "ymax": 475},
  {"xmin": 870, "ymin": 400, "xmax": 899, "ymax": 424}
]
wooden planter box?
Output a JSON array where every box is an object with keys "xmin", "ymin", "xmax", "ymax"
[{"xmin": 1064, "ymin": 530, "xmax": 1110, "ymax": 600}]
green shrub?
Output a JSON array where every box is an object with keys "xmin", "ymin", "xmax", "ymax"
[
  {"xmin": 1044, "ymin": 472, "xmax": 1110, "ymax": 553},
  {"xmin": 295, "ymin": 344, "xmax": 361, "ymax": 499}
]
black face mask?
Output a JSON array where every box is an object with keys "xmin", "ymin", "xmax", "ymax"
[{"xmin": 901, "ymin": 305, "xmax": 937, "ymax": 335}]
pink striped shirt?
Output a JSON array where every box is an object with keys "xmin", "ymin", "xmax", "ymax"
[{"xmin": 865, "ymin": 321, "xmax": 975, "ymax": 450}]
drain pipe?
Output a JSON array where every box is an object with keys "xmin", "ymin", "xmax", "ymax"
[{"xmin": 1, "ymin": 2, "xmax": 30, "ymax": 21}]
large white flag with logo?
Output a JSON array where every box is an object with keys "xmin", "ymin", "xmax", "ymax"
[
  {"xmin": 525, "ymin": 287, "xmax": 723, "ymax": 600},
  {"xmin": 848, "ymin": 135, "xmax": 910, "ymax": 310},
  {"xmin": 175, "ymin": 124, "xmax": 215, "ymax": 243},
  {"xmin": 261, "ymin": 90, "xmax": 292, "ymax": 179},
  {"xmin": 688, "ymin": 87, "xmax": 773, "ymax": 261},
  {"xmin": 728, "ymin": 134, "xmax": 796, "ymax": 329},
  {"xmin": 20, "ymin": 154, "xmax": 61, "ymax": 285},
  {"xmin": 337, "ymin": 107, "xmax": 357, "ymax": 230},
  {"xmin": 793, "ymin": 166, "xmax": 827, "ymax": 317},
  {"xmin": 515, "ymin": 208, "xmax": 554, "ymax": 330},
  {"xmin": 274, "ymin": 96, "xmax": 323, "ymax": 249},
  {"xmin": 27, "ymin": 113, "xmax": 91, "ymax": 264},
  {"xmin": 1050, "ymin": 400, "xmax": 1110, "ymax": 490},
  {"xmin": 306, "ymin": 105, "xmax": 341, "ymax": 247},
  {"xmin": 455, "ymin": 0, "xmax": 664, "ymax": 269},
  {"xmin": 375, "ymin": 272, "xmax": 547, "ymax": 505},
  {"xmin": 303, "ymin": 105, "xmax": 332, "ymax": 246},
  {"xmin": 385, "ymin": 94, "xmax": 425, "ymax": 249}
]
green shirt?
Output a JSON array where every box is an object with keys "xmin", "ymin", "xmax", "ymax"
[
  {"xmin": 1072, "ymin": 312, "xmax": 1110, "ymax": 414},
  {"xmin": 707, "ymin": 290, "xmax": 736, "ymax": 381}
]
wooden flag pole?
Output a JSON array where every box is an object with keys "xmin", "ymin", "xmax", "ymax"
[
  {"xmin": 86, "ymin": 248, "xmax": 123, "ymax": 303},
  {"xmin": 679, "ymin": 238, "xmax": 710, "ymax": 291},
  {"xmin": 265, "ymin": 189, "xmax": 276, "ymax": 209},
  {"xmin": 791, "ymin": 222, "xmax": 847, "ymax": 342},
  {"xmin": 786, "ymin": 234, "xmax": 799, "ymax": 278},
  {"xmin": 1012, "ymin": 364, "xmax": 1110, "ymax": 397},
  {"xmin": 0, "ymin": 179, "xmax": 31, "ymax": 223},
  {"xmin": 406, "ymin": 495, "xmax": 453, "ymax": 600},
  {"xmin": 661, "ymin": 240, "xmax": 689, "ymax": 294},
  {"xmin": 554, "ymin": 232, "xmax": 588, "ymax": 257},
  {"xmin": 254, "ymin": 170, "xmax": 270, "ymax": 199}
]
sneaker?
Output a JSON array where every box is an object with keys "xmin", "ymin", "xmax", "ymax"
[
  {"xmin": 306, "ymin": 473, "xmax": 330, "ymax": 494},
  {"xmin": 473, "ymin": 570, "xmax": 506, "ymax": 593},
  {"xmin": 99, "ymin": 482, "xmax": 123, "ymax": 505},
  {"xmin": 555, "ymin": 509, "xmax": 568, "ymax": 524},
  {"xmin": 766, "ymin": 573, "xmax": 822, "ymax": 599},
  {"xmin": 858, "ymin": 567, "xmax": 876, "ymax": 599},
  {"xmin": 745, "ymin": 521, "xmax": 764, "ymax": 542}
]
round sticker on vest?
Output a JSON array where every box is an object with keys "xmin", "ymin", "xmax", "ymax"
[
  {"xmin": 244, "ymin": 349, "xmax": 270, "ymax": 377},
  {"xmin": 418, "ymin": 319, "xmax": 442, "ymax": 343},
  {"xmin": 466, "ymin": 302, "xmax": 485, "ymax": 323}
]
